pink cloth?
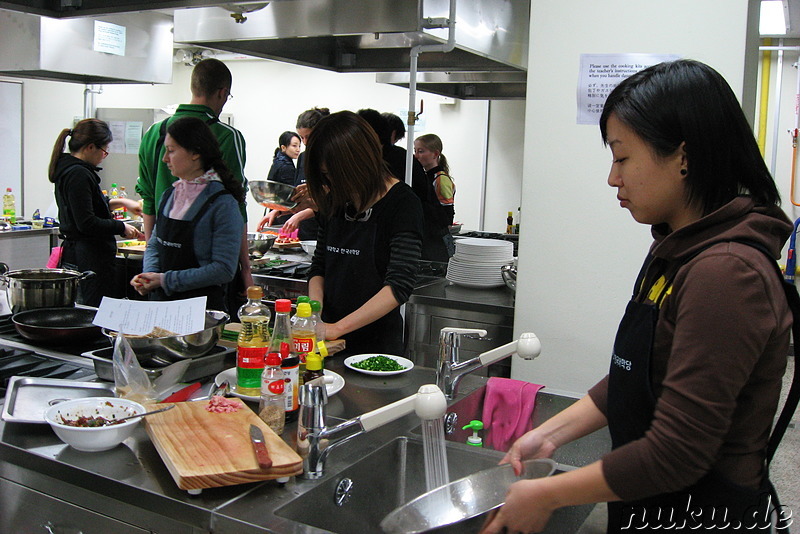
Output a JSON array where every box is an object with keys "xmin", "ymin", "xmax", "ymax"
[
  {"xmin": 169, "ymin": 169, "xmax": 220, "ymax": 220},
  {"xmin": 481, "ymin": 377, "xmax": 544, "ymax": 452}
]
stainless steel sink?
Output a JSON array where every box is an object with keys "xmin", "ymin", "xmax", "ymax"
[
  {"xmin": 414, "ymin": 387, "xmax": 611, "ymax": 468},
  {"xmin": 275, "ymin": 435, "xmax": 597, "ymax": 533},
  {"xmin": 275, "ymin": 436, "xmax": 502, "ymax": 533}
]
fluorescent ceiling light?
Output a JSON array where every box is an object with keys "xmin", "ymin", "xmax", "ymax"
[{"xmin": 761, "ymin": 0, "xmax": 788, "ymax": 35}]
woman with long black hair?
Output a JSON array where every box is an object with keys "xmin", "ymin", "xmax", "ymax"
[{"xmin": 131, "ymin": 116, "xmax": 244, "ymax": 312}]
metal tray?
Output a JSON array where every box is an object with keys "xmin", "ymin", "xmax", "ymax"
[
  {"xmin": 2, "ymin": 377, "xmax": 115, "ymax": 424},
  {"xmin": 83, "ymin": 344, "xmax": 234, "ymax": 383}
]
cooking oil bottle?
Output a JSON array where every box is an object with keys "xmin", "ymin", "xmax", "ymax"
[
  {"xmin": 236, "ymin": 286, "xmax": 271, "ymax": 397},
  {"xmin": 3, "ymin": 188, "xmax": 16, "ymax": 225}
]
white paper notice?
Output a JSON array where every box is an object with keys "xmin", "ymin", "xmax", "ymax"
[
  {"xmin": 125, "ymin": 122, "xmax": 143, "ymax": 154},
  {"xmin": 93, "ymin": 297, "xmax": 207, "ymax": 336},
  {"xmin": 577, "ymin": 53, "xmax": 680, "ymax": 125},
  {"xmin": 94, "ymin": 20, "xmax": 126, "ymax": 56},
  {"xmin": 108, "ymin": 121, "xmax": 126, "ymax": 154}
]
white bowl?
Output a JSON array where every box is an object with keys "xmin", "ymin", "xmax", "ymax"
[
  {"xmin": 300, "ymin": 240, "xmax": 317, "ymax": 256},
  {"xmin": 44, "ymin": 397, "xmax": 146, "ymax": 452}
]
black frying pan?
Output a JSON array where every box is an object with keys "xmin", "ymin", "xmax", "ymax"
[{"xmin": 12, "ymin": 307, "xmax": 102, "ymax": 343}]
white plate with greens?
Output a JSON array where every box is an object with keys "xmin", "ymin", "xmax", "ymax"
[{"xmin": 343, "ymin": 354, "xmax": 414, "ymax": 376}]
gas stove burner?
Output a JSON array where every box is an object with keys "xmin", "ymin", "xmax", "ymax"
[{"xmin": 0, "ymin": 345, "xmax": 95, "ymax": 398}]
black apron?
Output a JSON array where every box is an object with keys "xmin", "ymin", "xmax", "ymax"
[
  {"xmin": 320, "ymin": 209, "xmax": 404, "ymax": 355},
  {"xmin": 151, "ymin": 187, "xmax": 228, "ymax": 311},
  {"xmin": 606, "ymin": 243, "xmax": 796, "ymax": 533}
]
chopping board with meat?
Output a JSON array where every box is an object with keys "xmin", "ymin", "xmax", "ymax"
[{"xmin": 144, "ymin": 397, "xmax": 302, "ymax": 491}]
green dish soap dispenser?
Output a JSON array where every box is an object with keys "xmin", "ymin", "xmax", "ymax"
[{"xmin": 462, "ymin": 420, "xmax": 484, "ymax": 447}]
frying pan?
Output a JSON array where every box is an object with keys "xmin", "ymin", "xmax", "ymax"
[{"xmin": 12, "ymin": 307, "xmax": 102, "ymax": 343}]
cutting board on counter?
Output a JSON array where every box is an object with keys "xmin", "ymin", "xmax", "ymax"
[{"xmin": 144, "ymin": 398, "xmax": 302, "ymax": 491}]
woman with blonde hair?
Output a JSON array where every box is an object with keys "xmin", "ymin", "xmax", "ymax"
[{"xmin": 413, "ymin": 133, "xmax": 456, "ymax": 261}]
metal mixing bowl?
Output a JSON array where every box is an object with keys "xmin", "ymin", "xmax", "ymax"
[
  {"xmin": 247, "ymin": 232, "xmax": 277, "ymax": 254},
  {"xmin": 249, "ymin": 180, "xmax": 298, "ymax": 210},
  {"xmin": 102, "ymin": 310, "xmax": 229, "ymax": 363}
]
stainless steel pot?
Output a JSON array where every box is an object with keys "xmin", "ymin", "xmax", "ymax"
[
  {"xmin": 0, "ymin": 262, "xmax": 95, "ymax": 313},
  {"xmin": 500, "ymin": 260, "xmax": 517, "ymax": 292}
]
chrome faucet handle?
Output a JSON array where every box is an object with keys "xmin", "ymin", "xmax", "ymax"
[{"xmin": 439, "ymin": 327, "xmax": 488, "ymax": 338}]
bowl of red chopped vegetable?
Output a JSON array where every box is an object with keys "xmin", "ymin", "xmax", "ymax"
[{"xmin": 44, "ymin": 397, "xmax": 146, "ymax": 452}]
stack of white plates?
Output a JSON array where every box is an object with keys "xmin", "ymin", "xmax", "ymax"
[{"xmin": 446, "ymin": 238, "xmax": 514, "ymax": 288}]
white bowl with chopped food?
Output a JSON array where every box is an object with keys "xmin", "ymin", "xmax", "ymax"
[
  {"xmin": 344, "ymin": 354, "xmax": 414, "ymax": 376},
  {"xmin": 44, "ymin": 397, "xmax": 146, "ymax": 452}
]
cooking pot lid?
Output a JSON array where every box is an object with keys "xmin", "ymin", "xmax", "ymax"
[{"xmin": 4, "ymin": 268, "xmax": 84, "ymax": 280}]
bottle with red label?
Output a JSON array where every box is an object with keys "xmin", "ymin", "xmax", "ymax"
[
  {"xmin": 259, "ymin": 352, "xmax": 285, "ymax": 434},
  {"xmin": 270, "ymin": 299, "xmax": 300, "ymax": 421},
  {"xmin": 292, "ymin": 302, "xmax": 316, "ymax": 381},
  {"xmin": 236, "ymin": 286, "xmax": 271, "ymax": 397}
]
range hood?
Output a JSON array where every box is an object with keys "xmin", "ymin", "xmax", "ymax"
[
  {"xmin": 174, "ymin": 0, "xmax": 528, "ymax": 99},
  {"xmin": 0, "ymin": 9, "xmax": 173, "ymax": 84}
]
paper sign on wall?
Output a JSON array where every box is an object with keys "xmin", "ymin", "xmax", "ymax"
[
  {"xmin": 94, "ymin": 20, "xmax": 126, "ymax": 56},
  {"xmin": 577, "ymin": 53, "xmax": 680, "ymax": 125}
]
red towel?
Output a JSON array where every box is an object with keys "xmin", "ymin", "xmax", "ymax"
[{"xmin": 481, "ymin": 377, "xmax": 544, "ymax": 452}]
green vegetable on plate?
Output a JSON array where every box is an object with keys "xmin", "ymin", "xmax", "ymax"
[{"xmin": 352, "ymin": 355, "xmax": 406, "ymax": 372}]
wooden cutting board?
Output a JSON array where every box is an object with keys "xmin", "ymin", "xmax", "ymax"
[
  {"xmin": 118, "ymin": 244, "xmax": 147, "ymax": 254},
  {"xmin": 144, "ymin": 398, "xmax": 302, "ymax": 491}
]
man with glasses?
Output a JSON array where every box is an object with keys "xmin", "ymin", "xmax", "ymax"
[{"xmin": 136, "ymin": 58, "xmax": 252, "ymax": 312}]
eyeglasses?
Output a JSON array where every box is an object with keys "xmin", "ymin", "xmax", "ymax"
[{"xmin": 99, "ymin": 147, "xmax": 109, "ymax": 158}]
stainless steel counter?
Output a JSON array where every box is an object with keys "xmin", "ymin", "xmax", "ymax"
[
  {"xmin": 0, "ymin": 227, "xmax": 59, "ymax": 270},
  {"xmin": 405, "ymin": 279, "xmax": 516, "ymax": 374},
  {"xmin": 0, "ymin": 357, "xmax": 486, "ymax": 533}
]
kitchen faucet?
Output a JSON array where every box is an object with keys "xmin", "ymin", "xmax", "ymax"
[
  {"xmin": 436, "ymin": 327, "xmax": 542, "ymax": 400},
  {"xmin": 297, "ymin": 377, "xmax": 447, "ymax": 479}
]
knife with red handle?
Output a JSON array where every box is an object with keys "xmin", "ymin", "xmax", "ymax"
[
  {"xmin": 249, "ymin": 424, "xmax": 273, "ymax": 469},
  {"xmin": 160, "ymin": 382, "xmax": 201, "ymax": 403}
]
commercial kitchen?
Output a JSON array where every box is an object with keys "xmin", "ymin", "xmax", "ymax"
[{"xmin": 0, "ymin": 1, "xmax": 798, "ymax": 532}]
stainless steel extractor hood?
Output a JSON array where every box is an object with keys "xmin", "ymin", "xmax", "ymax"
[
  {"xmin": 376, "ymin": 70, "xmax": 526, "ymax": 100},
  {"xmin": 174, "ymin": 0, "xmax": 528, "ymax": 99},
  {"xmin": 0, "ymin": 9, "xmax": 173, "ymax": 84}
]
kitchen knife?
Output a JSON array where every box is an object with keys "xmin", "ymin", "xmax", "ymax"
[{"xmin": 249, "ymin": 424, "xmax": 273, "ymax": 469}]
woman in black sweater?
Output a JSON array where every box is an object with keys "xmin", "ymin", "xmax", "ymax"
[
  {"xmin": 48, "ymin": 119, "xmax": 141, "ymax": 306},
  {"xmin": 305, "ymin": 111, "xmax": 423, "ymax": 355}
]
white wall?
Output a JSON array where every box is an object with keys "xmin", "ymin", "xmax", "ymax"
[
  {"xmin": 512, "ymin": 0, "xmax": 760, "ymax": 393},
  {"xmin": 7, "ymin": 57, "xmax": 523, "ymax": 233},
  {"xmin": 758, "ymin": 41, "xmax": 800, "ymax": 231}
]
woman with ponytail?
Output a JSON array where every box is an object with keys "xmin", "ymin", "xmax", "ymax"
[
  {"xmin": 49, "ymin": 118, "xmax": 142, "ymax": 306},
  {"xmin": 130, "ymin": 116, "xmax": 244, "ymax": 312},
  {"xmin": 413, "ymin": 133, "xmax": 456, "ymax": 262}
]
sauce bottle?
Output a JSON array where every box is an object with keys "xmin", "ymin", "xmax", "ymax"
[
  {"xmin": 259, "ymin": 352, "xmax": 286, "ymax": 434},
  {"xmin": 292, "ymin": 302, "xmax": 316, "ymax": 378},
  {"xmin": 302, "ymin": 353, "xmax": 324, "ymax": 385},
  {"xmin": 270, "ymin": 299, "xmax": 299, "ymax": 421}
]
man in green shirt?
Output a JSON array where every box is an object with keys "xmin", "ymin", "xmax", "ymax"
[{"xmin": 136, "ymin": 58, "xmax": 252, "ymax": 308}]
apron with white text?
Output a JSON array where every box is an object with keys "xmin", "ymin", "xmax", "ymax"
[
  {"xmin": 606, "ymin": 243, "xmax": 794, "ymax": 532},
  {"xmin": 151, "ymin": 188, "xmax": 228, "ymax": 311}
]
